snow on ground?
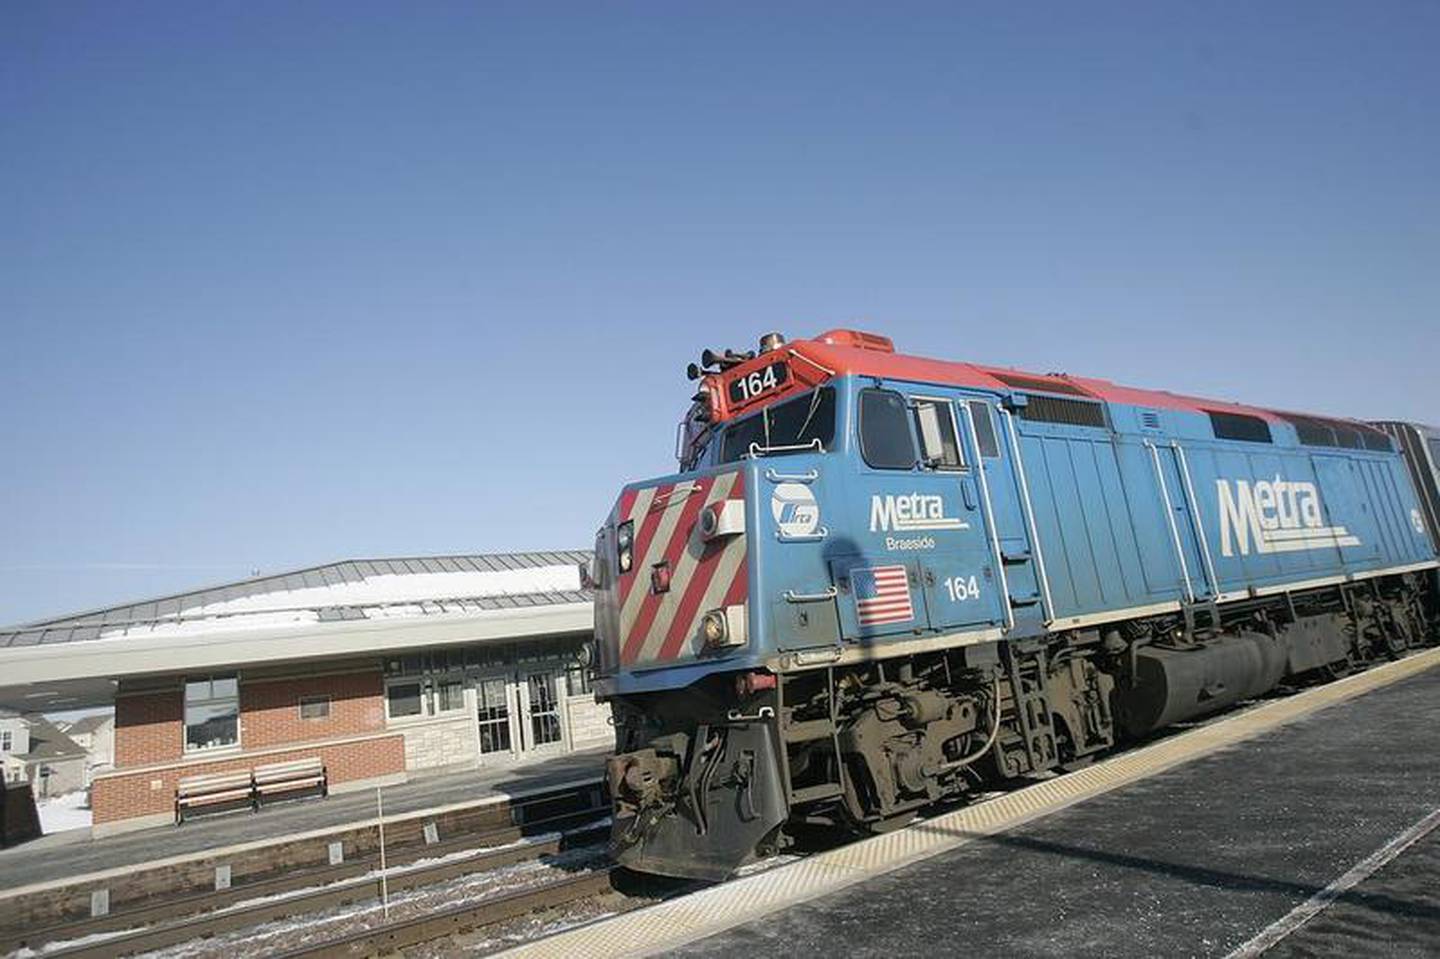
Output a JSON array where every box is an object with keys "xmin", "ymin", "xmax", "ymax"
[
  {"xmin": 142, "ymin": 844, "xmax": 611, "ymax": 958},
  {"xmin": 36, "ymin": 791, "xmax": 92, "ymax": 834}
]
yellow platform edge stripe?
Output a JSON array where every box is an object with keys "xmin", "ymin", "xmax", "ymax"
[{"xmin": 501, "ymin": 646, "xmax": 1440, "ymax": 959}]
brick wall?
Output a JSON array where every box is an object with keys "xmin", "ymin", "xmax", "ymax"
[
  {"xmin": 92, "ymin": 735, "xmax": 405, "ymax": 824},
  {"xmin": 241, "ymin": 671, "xmax": 385, "ymax": 749},
  {"xmin": 114, "ymin": 686, "xmax": 184, "ymax": 767},
  {"xmin": 114, "ymin": 670, "xmax": 387, "ymax": 766},
  {"xmin": 100, "ymin": 668, "xmax": 399, "ymax": 827}
]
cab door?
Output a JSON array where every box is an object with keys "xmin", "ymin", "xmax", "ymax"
[
  {"xmin": 829, "ymin": 388, "xmax": 1004, "ymax": 643},
  {"xmin": 909, "ymin": 394, "xmax": 1008, "ymax": 632}
]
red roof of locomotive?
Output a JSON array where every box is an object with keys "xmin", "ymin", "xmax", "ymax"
[{"xmin": 708, "ymin": 329, "xmax": 1364, "ymax": 433}]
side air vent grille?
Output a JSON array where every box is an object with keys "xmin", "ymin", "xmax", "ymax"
[
  {"xmin": 1140, "ymin": 410, "xmax": 1162, "ymax": 430},
  {"xmin": 1206, "ymin": 411, "xmax": 1273, "ymax": 444},
  {"xmin": 991, "ymin": 372, "xmax": 1093, "ymax": 397},
  {"xmin": 1018, "ymin": 395, "xmax": 1109, "ymax": 429},
  {"xmin": 1277, "ymin": 413, "xmax": 1394, "ymax": 452}
]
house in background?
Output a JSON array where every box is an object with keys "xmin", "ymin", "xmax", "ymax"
[
  {"xmin": 12, "ymin": 718, "xmax": 87, "ymax": 798},
  {"xmin": 0, "ymin": 710, "xmax": 28, "ymax": 784},
  {"xmin": 59, "ymin": 713, "xmax": 115, "ymax": 784}
]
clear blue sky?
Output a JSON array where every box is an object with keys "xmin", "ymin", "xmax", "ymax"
[{"xmin": 3, "ymin": 2, "xmax": 1437, "ymax": 624}]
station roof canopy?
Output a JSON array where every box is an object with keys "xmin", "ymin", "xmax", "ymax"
[{"xmin": 0, "ymin": 551, "xmax": 594, "ymax": 713}]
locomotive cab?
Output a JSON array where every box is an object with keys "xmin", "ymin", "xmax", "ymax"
[{"xmin": 589, "ymin": 331, "xmax": 1051, "ymax": 878}]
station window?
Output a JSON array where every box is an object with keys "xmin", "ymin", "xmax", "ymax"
[
  {"xmin": 384, "ymin": 676, "xmax": 467, "ymax": 721},
  {"xmin": 968, "ymin": 401, "xmax": 1000, "ymax": 457},
  {"xmin": 184, "ymin": 675, "xmax": 240, "ymax": 752},
  {"xmin": 386, "ymin": 681, "xmax": 425, "ymax": 719},
  {"xmin": 299, "ymin": 696, "xmax": 331, "ymax": 720},
  {"xmin": 1, "ymin": 730, "xmax": 11, "ymax": 752},
  {"xmin": 436, "ymin": 679, "xmax": 466, "ymax": 713},
  {"xmin": 912, "ymin": 399, "xmax": 963, "ymax": 469},
  {"xmin": 859, "ymin": 389, "xmax": 917, "ymax": 469}
]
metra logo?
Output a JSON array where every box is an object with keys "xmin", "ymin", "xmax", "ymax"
[
  {"xmin": 1216, "ymin": 476, "xmax": 1360, "ymax": 556},
  {"xmin": 870, "ymin": 493, "xmax": 968, "ymax": 533}
]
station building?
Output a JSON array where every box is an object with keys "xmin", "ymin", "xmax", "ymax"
[{"xmin": 0, "ymin": 551, "xmax": 604, "ymax": 834}]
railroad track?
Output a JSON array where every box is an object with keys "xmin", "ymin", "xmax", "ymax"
[
  {"xmin": 272, "ymin": 867, "xmax": 622, "ymax": 959},
  {"xmin": 5, "ymin": 802, "xmax": 611, "ymax": 959}
]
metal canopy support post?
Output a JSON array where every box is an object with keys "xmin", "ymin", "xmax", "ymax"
[{"xmin": 376, "ymin": 786, "xmax": 390, "ymax": 920}]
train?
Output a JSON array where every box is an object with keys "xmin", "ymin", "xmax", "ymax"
[{"xmin": 586, "ymin": 329, "xmax": 1440, "ymax": 880}]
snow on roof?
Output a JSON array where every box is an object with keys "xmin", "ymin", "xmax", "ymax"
[{"xmin": 0, "ymin": 551, "xmax": 593, "ymax": 648}]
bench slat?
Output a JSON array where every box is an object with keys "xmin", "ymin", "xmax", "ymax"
[
  {"xmin": 257, "ymin": 777, "xmax": 325, "ymax": 793},
  {"xmin": 178, "ymin": 788, "xmax": 253, "ymax": 806},
  {"xmin": 178, "ymin": 774, "xmax": 253, "ymax": 794}
]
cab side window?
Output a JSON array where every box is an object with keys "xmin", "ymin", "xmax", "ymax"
[
  {"xmin": 859, "ymin": 389, "xmax": 917, "ymax": 469},
  {"xmin": 967, "ymin": 400, "xmax": 1000, "ymax": 457},
  {"xmin": 913, "ymin": 399, "xmax": 963, "ymax": 469}
]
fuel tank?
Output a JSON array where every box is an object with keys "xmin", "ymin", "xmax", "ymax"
[{"xmin": 1115, "ymin": 631, "xmax": 1287, "ymax": 737}]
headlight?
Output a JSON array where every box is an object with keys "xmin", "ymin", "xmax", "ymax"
[
  {"xmin": 617, "ymin": 520, "xmax": 634, "ymax": 573},
  {"xmin": 701, "ymin": 605, "xmax": 747, "ymax": 648},
  {"xmin": 701, "ymin": 609, "xmax": 728, "ymax": 645}
]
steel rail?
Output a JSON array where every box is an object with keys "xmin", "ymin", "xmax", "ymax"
[
  {"xmin": 272, "ymin": 867, "xmax": 620, "ymax": 959},
  {"xmin": 24, "ymin": 808, "xmax": 610, "ymax": 959}
]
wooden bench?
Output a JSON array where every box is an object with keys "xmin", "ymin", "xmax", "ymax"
[
  {"xmin": 253, "ymin": 758, "xmax": 328, "ymax": 808},
  {"xmin": 175, "ymin": 770, "xmax": 255, "ymax": 824}
]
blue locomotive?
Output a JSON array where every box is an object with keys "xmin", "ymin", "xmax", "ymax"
[{"xmin": 589, "ymin": 329, "xmax": 1439, "ymax": 879}]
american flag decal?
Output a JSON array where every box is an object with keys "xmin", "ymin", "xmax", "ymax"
[{"xmin": 852, "ymin": 565, "xmax": 913, "ymax": 626}]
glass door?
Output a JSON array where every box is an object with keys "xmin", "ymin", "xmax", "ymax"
[
  {"xmin": 475, "ymin": 675, "xmax": 516, "ymax": 758},
  {"xmin": 519, "ymin": 670, "xmax": 567, "ymax": 756}
]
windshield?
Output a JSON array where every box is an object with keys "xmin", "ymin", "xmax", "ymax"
[{"xmin": 720, "ymin": 387, "xmax": 836, "ymax": 462}]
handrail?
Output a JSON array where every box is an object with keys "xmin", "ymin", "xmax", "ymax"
[
  {"xmin": 1172, "ymin": 441, "xmax": 1220, "ymax": 598},
  {"xmin": 765, "ymin": 467, "xmax": 819, "ymax": 483},
  {"xmin": 1000, "ymin": 409, "xmax": 1055, "ymax": 624},
  {"xmin": 775, "ymin": 527, "xmax": 829, "ymax": 543},
  {"xmin": 1145, "ymin": 440, "xmax": 1196, "ymax": 604},
  {"xmin": 961, "ymin": 401, "xmax": 1014, "ymax": 632},
  {"xmin": 747, "ymin": 438, "xmax": 824, "ymax": 459},
  {"xmin": 783, "ymin": 587, "xmax": 838, "ymax": 603}
]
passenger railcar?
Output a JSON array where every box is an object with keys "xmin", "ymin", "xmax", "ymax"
[{"xmin": 589, "ymin": 329, "xmax": 1439, "ymax": 879}]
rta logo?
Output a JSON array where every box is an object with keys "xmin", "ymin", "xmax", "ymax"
[
  {"xmin": 1216, "ymin": 476, "xmax": 1360, "ymax": 556},
  {"xmin": 771, "ymin": 482, "xmax": 820, "ymax": 538}
]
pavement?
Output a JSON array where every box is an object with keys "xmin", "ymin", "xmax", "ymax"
[
  {"xmin": 0, "ymin": 747, "xmax": 606, "ymax": 893},
  {"xmin": 683, "ymin": 667, "xmax": 1440, "ymax": 958}
]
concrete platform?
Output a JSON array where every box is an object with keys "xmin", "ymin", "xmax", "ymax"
[
  {"xmin": 0, "ymin": 747, "xmax": 606, "ymax": 895},
  {"xmin": 688, "ymin": 667, "xmax": 1440, "ymax": 957},
  {"xmin": 508, "ymin": 648, "xmax": 1440, "ymax": 958}
]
